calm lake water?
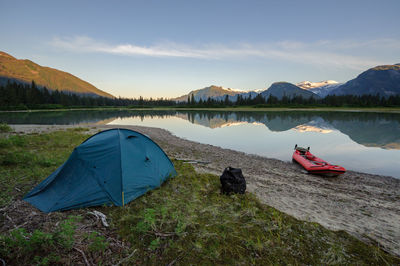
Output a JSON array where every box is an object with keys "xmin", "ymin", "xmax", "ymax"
[{"xmin": 2, "ymin": 109, "xmax": 400, "ymax": 178}]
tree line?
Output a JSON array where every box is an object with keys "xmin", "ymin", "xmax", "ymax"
[
  {"xmin": 1, "ymin": 80, "xmax": 400, "ymax": 110},
  {"xmin": 186, "ymin": 93, "xmax": 400, "ymax": 107},
  {"xmin": 0, "ymin": 81, "xmax": 176, "ymax": 110}
]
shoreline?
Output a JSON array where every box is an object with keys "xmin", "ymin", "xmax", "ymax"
[
  {"xmin": 2, "ymin": 106, "xmax": 400, "ymax": 113},
  {"xmin": 9, "ymin": 124, "xmax": 400, "ymax": 256}
]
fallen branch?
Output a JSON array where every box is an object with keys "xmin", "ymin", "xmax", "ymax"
[
  {"xmin": 87, "ymin": 210, "xmax": 109, "ymax": 227},
  {"xmin": 154, "ymin": 232, "xmax": 177, "ymax": 237},
  {"xmin": 86, "ymin": 213, "xmax": 99, "ymax": 224},
  {"xmin": 167, "ymin": 258, "xmax": 178, "ymax": 266},
  {"xmin": 15, "ymin": 221, "xmax": 29, "ymax": 229},
  {"xmin": 73, "ymin": 247, "xmax": 91, "ymax": 266},
  {"xmin": 4, "ymin": 213, "xmax": 17, "ymax": 230},
  {"xmin": 113, "ymin": 249, "xmax": 137, "ymax": 266},
  {"xmin": 176, "ymin": 158, "xmax": 211, "ymax": 164},
  {"xmin": 4, "ymin": 213, "xmax": 12, "ymax": 222},
  {"xmin": 167, "ymin": 250, "xmax": 187, "ymax": 266}
]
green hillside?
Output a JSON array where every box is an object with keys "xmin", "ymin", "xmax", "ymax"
[{"xmin": 0, "ymin": 51, "xmax": 114, "ymax": 98}]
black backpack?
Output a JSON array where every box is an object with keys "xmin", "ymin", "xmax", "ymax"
[{"xmin": 220, "ymin": 167, "xmax": 246, "ymax": 194}]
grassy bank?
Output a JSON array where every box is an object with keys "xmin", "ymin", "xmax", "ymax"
[{"xmin": 0, "ymin": 129, "xmax": 399, "ymax": 265}]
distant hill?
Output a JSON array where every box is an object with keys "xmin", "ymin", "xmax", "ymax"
[
  {"xmin": 260, "ymin": 82, "xmax": 319, "ymax": 100},
  {"xmin": 173, "ymin": 85, "xmax": 255, "ymax": 102},
  {"xmin": 0, "ymin": 51, "xmax": 114, "ymax": 98},
  {"xmin": 329, "ymin": 64, "xmax": 400, "ymax": 97},
  {"xmin": 174, "ymin": 82, "xmax": 319, "ymax": 103},
  {"xmin": 296, "ymin": 80, "xmax": 342, "ymax": 97}
]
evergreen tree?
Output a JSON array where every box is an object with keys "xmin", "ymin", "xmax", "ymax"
[
  {"xmin": 190, "ymin": 94, "xmax": 195, "ymax": 105},
  {"xmin": 224, "ymin": 95, "xmax": 230, "ymax": 105}
]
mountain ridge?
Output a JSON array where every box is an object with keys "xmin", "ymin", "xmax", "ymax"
[
  {"xmin": 0, "ymin": 51, "xmax": 114, "ymax": 98},
  {"xmin": 329, "ymin": 64, "xmax": 400, "ymax": 97},
  {"xmin": 173, "ymin": 62, "xmax": 400, "ymax": 102},
  {"xmin": 296, "ymin": 80, "xmax": 342, "ymax": 97}
]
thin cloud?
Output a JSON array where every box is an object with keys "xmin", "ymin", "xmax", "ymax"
[
  {"xmin": 50, "ymin": 36, "xmax": 394, "ymax": 70},
  {"xmin": 51, "ymin": 36, "xmax": 208, "ymax": 58}
]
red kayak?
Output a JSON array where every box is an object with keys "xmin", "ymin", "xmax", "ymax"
[{"xmin": 292, "ymin": 145, "xmax": 346, "ymax": 177}]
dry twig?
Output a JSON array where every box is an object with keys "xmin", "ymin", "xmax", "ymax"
[
  {"xmin": 154, "ymin": 232, "xmax": 177, "ymax": 237},
  {"xmin": 73, "ymin": 247, "xmax": 91, "ymax": 266},
  {"xmin": 113, "ymin": 249, "xmax": 137, "ymax": 266},
  {"xmin": 87, "ymin": 210, "xmax": 109, "ymax": 227}
]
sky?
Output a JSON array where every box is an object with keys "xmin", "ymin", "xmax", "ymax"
[{"xmin": 1, "ymin": 0, "xmax": 400, "ymax": 98}]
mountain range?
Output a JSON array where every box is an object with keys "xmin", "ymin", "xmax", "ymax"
[
  {"xmin": 173, "ymin": 82, "xmax": 317, "ymax": 102},
  {"xmin": 174, "ymin": 64, "xmax": 400, "ymax": 102},
  {"xmin": 1, "ymin": 51, "xmax": 399, "ymax": 101},
  {"xmin": 0, "ymin": 51, "xmax": 114, "ymax": 98}
]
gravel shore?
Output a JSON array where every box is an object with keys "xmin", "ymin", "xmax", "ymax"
[{"xmin": 10, "ymin": 124, "xmax": 400, "ymax": 256}]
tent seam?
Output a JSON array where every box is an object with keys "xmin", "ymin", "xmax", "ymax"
[{"xmin": 118, "ymin": 128, "xmax": 124, "ymax": 205}]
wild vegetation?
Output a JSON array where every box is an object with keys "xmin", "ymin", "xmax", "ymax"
[
  {"xmin": 1, "ymin": 80, "xmax": 400, "ymax": 110},
  {"xmin": 0, "ymin": 128, "xmax": 399, "ymax": 265},
  {"xmin": 0, "ymin": 123, "xmax": 12, "ymax": 133}
]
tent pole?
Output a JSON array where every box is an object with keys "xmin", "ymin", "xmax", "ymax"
[{"xmin": 122, "ymin": 191, "xmax": 125, "ymax": 206}]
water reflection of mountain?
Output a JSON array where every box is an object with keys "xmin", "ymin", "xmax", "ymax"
[
  {"xmin": 322, "ymin": 112, "xmax": 400, "ymax": 149},
  {"xmin": 1, "ymin": 110, "xmax": 399, "ymax": 150},
  {"xmin": 176, "ymin": 111, "xmax": 315, "ymax": 131},
  {"xmin": 176, "ymin": 111, "xmax": 400, "ymax": 150}
]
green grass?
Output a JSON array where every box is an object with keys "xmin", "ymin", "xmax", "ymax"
[
  {"xmin": 0, "ymin": 129, "xmax": 88, "ymax": 207},
  {"xmin": 0, "ymin": 130, "xmax": 399, "ymax": 265},
  {"xmin": 0, "ymin": 123, "xmax": 12, "ymax": 133}
]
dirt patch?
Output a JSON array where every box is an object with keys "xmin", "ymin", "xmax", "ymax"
[{"xmin": 8, "ymin": 124, "xmax": 400, "ymax": 257}]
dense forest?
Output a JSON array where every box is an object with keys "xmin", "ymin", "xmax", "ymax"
[
  {"xmin": 1, "ymin": 80, "xmax": 400, "ymax": 110},
  {"xmin": 0, "ymin": 81, "xmax": 175, "ymax": 109}
]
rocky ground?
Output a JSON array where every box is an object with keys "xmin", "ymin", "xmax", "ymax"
[{"xmin": 10, "ymin": 124, "xmax": 400, "ymax": 257}]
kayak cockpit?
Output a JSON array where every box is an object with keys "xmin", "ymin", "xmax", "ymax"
[{"xmin": 292, "ymin": 145, "xmax": 346, "ymax": 177}]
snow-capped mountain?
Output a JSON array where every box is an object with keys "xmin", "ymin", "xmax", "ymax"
[
  {"xmin": 296, "ymin": 80, "xmax": 339, "ymax": 89},
  {"xmin": 260, "ymin": 82, "xmax": 319, "ymax": 100},
  {"xmin": 296, "ymin": 80, "xmax": 342, "ymax": 97},
  {"xmin": 173, "ymin": 85, "xmax": 259, "ymax": 102}
]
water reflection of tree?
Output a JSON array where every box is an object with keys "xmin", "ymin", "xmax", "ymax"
[{"xmin": 0, "ymin": 110, "xmax": 177, "ymax": 125}]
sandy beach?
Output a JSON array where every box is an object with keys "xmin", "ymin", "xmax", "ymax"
[{"xmin": 9, "ymin": 124, "xmax": 400, "ymax": 257}]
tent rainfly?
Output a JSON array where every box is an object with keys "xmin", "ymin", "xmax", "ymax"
[{"xmin": 24, "ymin": 128, "xmax": 177, "ymax": 212}]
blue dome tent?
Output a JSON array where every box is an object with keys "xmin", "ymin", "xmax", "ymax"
[{"xmin": 24, "ymin": 128, "xmax": 177, "ymax": 212}]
